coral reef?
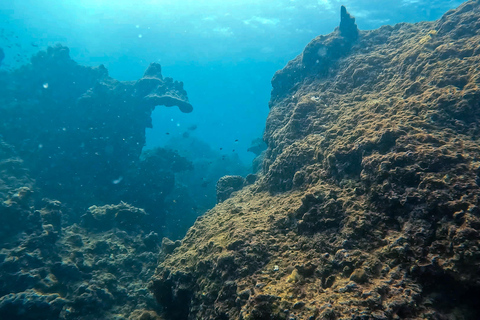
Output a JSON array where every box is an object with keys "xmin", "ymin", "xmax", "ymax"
[
  {"xmin": 151, "ymin": 2, "xmax": 480, "ymax": 319},
  {"xmin": 0, "ymin": 46, "xmax": 195, "ymax": 319},
  {"xmin": 0, "ymin": 139, "xmax": 35, "ymax": 243},
  {"xmin": 0, "ymin": 195, "xmax": 163, "ymax": 319},
  {"xmin": 0, "ymin": 45, "xmax": 192, "ymax": 210}
]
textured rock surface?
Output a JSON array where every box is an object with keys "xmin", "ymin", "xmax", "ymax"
[
  {"xmin": 216, "ymin": 175, "xmax": 246, "ymax": 203},
  {"xmin": 151, "ymin": 2, "xmax": 480, "ymax": 319},
  {"xmin": 0, "ymin": 139, "xmax": 35, "ymax": 242},
  {"xmin": 0, "ymin": 196, "xmax": 163, "ymax": 319},
  {"xmin": 0, "ymin": 47, "xmax": 195, "ymax": 319}
]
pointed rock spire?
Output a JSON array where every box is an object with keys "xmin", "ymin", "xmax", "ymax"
[{"xmin": 339, "ymin": 5, "xmax": 359, "ymax": 40}]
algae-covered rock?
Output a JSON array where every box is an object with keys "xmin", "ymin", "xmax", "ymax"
[
  {"xmin": 151, "ymin": 2, "xmax": 480, "ymax": 319},
  {"xmin": 0, "ymin": 138, "xmax": 36, "ymax": 242},
  {"xmin": 0, "ymin": 290, "xmax": 66, "ymax": 320},
  {"xmin": 0, "ymin": 198, "xmax": 161, "ymax": 319},
  {"xmin": 161, "ymin": 237, "xmax": 181, "ymax": 255},
  {"xmin": 129, "ymin": 309, "xmax": 164, "ymax": 320},
  {"xmin": 83, "ymin": 202, "xmax": 147, "ymax": 231},
  {"xmin": 216, "ymin": 175, "xmax": 245, "ymax": 203}
]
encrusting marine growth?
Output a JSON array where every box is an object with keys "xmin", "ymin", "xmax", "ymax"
[{"xmin": 151, "ymin": 2, "xmax": 480, "ymax": 319}]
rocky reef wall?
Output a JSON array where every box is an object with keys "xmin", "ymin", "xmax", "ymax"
[
  {"xmin": 151, "ymin": 1, "xmax": 480, "ymax": 319},
  {"xmin": 0, "ymin": 45, "xmax": 192, "ymax": 212},
  {"xmin": 0, "ymin": 45, "xmax": 195, "ymax": 319}
]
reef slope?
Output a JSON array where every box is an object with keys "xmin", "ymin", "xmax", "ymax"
[{"xmin": 151, "ymin": 1, "xmax": 480, "ymax": 319}]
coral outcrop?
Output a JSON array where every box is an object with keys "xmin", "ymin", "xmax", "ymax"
[
  {"xmin": 151, "ymin": 2, "xmax": 480, "ymax": 319},
  {"xmin": 0, "ymin": 195, "xmax": 163, "ymax": 319},
  {"xmin": 0, "ymin": 46, "xmax": 196, "ymax": 319},
  {"xmin": 0, "ymin": 45, "xmax": 192, "ymax": 210},
  {"xmin": 0, "ymin": 139, "xmax": 35, "ymax": 242}
]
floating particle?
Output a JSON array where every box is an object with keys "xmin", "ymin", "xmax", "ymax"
[
  {"xmin": 43, "ymin": 83, "xmax": 49, "ymax": 89},
  {"xmin": 112, "ymin": 176, "xmax": 123, "ymax": 184},
  {"xmin": 138, "ymin": 34, "xmax": 143, "ymax": 38},
  {"xmin": 136, "ymin": 25, "xmax": 140, "ymax": 28}
]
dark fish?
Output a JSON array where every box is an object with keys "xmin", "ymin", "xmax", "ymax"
[{"xmin": 187, "ymin": 124, "xmax": 197, "ymax": 131}]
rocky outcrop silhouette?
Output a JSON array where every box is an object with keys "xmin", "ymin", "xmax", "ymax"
[{"xmin": 0, "ymin": 45, "xmax": 192, "ymax": 210}]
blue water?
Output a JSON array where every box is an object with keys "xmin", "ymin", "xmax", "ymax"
[{"xmin": 0, "ymin": 0, "xmax": 462, "ymax": 164}]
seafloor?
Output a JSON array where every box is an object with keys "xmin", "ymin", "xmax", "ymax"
[{"xmin": 1, "ymin": 0, "xmax": 480, "ymax": 319}]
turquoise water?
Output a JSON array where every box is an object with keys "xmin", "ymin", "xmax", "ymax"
[{"xmin": 0, "ymin": 0, "xmax": 461, "ymax": 164}]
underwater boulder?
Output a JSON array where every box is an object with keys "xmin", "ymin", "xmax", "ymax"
[
  {"xmin": 82, "ymin": 202, "xmax": 147, "ymax": 232},
  {"xmin": 216, "ymin": 175, "xmax": 245, "ymax": 203},
  {"xmin": 0, "ymin": 290, "xmax": 66, "ymax": 320}
]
